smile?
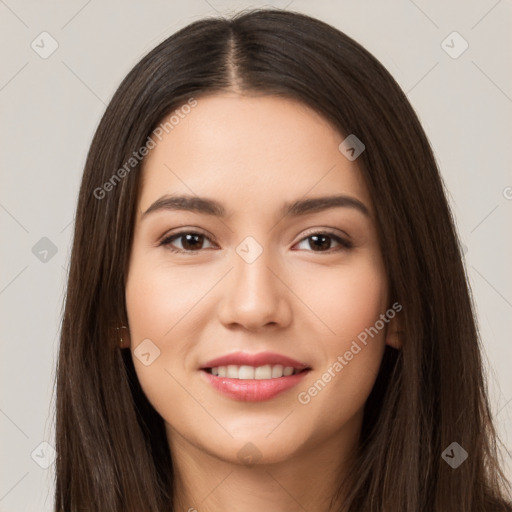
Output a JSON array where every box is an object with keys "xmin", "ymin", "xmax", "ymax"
[
  {"xmin": 206, "ymin": 364, "xmax": 303, "ymax": 379},
  {"xmin": 199, "ymin": 351, "xmax": 311, "ymax": 401},
  {"xmin": 199, "ymin": 351, "xmax": 311, "ymax": 402}
]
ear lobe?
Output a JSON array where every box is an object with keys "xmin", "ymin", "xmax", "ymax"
[{"xmin": 385, "ymin": 312, "xmax": 403, "ymax": 350}]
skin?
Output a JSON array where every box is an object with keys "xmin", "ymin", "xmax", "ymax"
[{"xmin": 124, "ymin": 92, "xmax": 402, "ymax": 512}]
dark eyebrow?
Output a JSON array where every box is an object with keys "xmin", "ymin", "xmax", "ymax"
[{"xmin": 141, "ymin": 194, "xmax": 370, "ymax": 220}]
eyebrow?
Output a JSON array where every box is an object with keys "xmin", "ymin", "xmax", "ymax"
[{"xmin": 141, "ymin": 193, "xmax": 370, "ymax": 220}]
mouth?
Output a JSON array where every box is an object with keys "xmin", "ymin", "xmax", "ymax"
[{"xmin": 199, "ymin": 352, "xmax": 312, "ymax": 401}]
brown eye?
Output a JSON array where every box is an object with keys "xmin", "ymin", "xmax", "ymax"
[
  {"xmin": 160, "ymin": 231, "xmax": 215, "ymax": 254},
  {"xmin": 294, "ymin": 231, "xmax": 353, "ymax": 253},
  {"xmin": 159, "ymin": 230, "xmax": 353, "ymax": 255}
]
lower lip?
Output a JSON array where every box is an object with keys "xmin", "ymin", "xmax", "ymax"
[{"xmin": 201, "ymin": 369, "xmax": 310, "ymax": 402}]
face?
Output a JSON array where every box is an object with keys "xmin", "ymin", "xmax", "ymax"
[{"xmin": 125, "ymin": 92, "xmax": 400, "ymax": 467}]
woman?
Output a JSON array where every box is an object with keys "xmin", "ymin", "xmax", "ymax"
[{"xmin": 54, "ymin": 8, "xmax": 512, "ymax": 511}]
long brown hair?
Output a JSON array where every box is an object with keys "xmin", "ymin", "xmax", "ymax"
[{"xmin": 54, "ymin": 8, "xmax": 512, "ymax": 511}]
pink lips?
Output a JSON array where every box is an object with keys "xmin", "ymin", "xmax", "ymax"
[{"xmin": 200, "ymin": 351, "xmax": 311, "ymax": 402}]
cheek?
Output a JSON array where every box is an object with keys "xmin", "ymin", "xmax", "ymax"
[
  {"xmin": 124, "ymin": 253, "xmax": 221, "ymax": 407},
  {"xmin": 334, "ymin": 259, "xmax": 388, "ymax": 361},
  {"xmin": 125, "ymin": 256, "xmax": 210, "ymax": 343},
  {"xmin": 301, "ymin": 254, "xmax": 388, "ymax": 345},
  {"xmin": 294, "ymin": 256, "xmax": 388, "ymax": 410},
  {"xmin": 124, "ymin": 257, "xmax": 197, "ymax": 415}
]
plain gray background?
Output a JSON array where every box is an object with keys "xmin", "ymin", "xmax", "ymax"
[{"xmin": 1, "ymin": 0, "xmax": 511, "ymax": 510}]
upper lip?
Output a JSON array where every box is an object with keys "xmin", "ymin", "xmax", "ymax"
[{"xmin": 200, "ymin": 351, "xmax": 310, "ymax": 370}]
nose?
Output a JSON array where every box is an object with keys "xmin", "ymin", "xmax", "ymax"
[{"xmin": 217, "ymin": 246, "xmax": 292, "ymax": 332}]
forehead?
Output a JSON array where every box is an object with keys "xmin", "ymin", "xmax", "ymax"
[{"xmin": 138, "ymin": 93, "xmax": 373, "ymax": 218}]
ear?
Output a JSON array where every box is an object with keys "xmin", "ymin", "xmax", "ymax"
[
  {"xmin": 118, "ymin": 326, "xmax": 131, "ymax": 349},
  {"xmin": 384, "ymin": 309, "xmax": 403, "ymax": 350}
]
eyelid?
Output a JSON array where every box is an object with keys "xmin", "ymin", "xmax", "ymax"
[
  {"xmin": 298, "ymin": 226, "xmax": 351, "ymax": 243},
  {"xmin": 158, "ymin": 228, "xmax": 354, "ymax": 256},
  {"xmin": 158, "ymin": 228, "xmax": 217, "ymax": 250},
  {"xmin": 292, "ymin": 229, "xmax": 353, "ymax": 251},
  {"xmin": 159, "ymin": 227, "xmax": 353, "ymax": 253},
  {"xmin": 159, "ymin": 226, "xmax": 350, "ymax": 243}
]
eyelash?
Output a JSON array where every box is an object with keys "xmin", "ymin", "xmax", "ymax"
[{"xmin": 159, "ymin": 229, "xmax": 353, "ymax": 255}]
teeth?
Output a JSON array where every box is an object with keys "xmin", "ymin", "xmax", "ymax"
[
  {"xmin": 283, "ymin": 366, "xmax": 294, "ymax": 376},
  {"xmin": 210, "ymin": 364, "xmax": 300, "ymax": 380},
  {"xmin": 271, "ymin": 364, "xmax": 283, "ymax": 378},
  {"xmin": 254, "ymin": 365, "xmax": 271, "ymax": 379}
]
